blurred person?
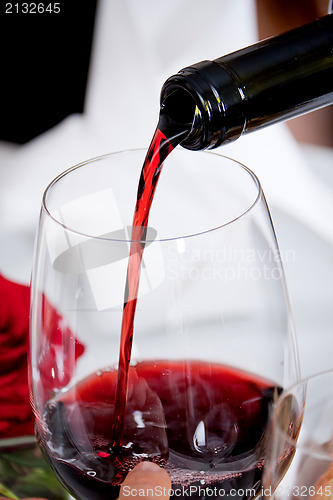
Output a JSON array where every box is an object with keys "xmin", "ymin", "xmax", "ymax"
[{"xmin": 256, "ymin": 0, "xmax": 333, "ymax": 147}]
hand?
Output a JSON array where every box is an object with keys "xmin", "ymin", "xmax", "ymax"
[{"xmin": 118, "ymin": 462, "xmax": 171, "ymax": 500}]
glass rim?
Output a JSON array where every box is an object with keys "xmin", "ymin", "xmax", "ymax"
[
  {"xmin": 273, "ymin": 369, "xmax": 333, "ymax": 461},
  {"xmin": 42, "ymin": 148, "xmax": 263, "ymax": 243}
]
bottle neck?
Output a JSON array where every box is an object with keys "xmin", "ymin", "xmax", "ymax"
[
  {"xmin": 160, "ymin": 14, "xmax": 333, "ymax": 150},
  {"xmin": 161, "ymin": 61, "xmax": 246, "ymax": 150}
]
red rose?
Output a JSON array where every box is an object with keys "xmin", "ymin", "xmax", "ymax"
[
  {"xmin": 0, "ymin": 274, "xmax": 32, "ymax": 438},
  {"xmin": 0, "ymin": 274, "xmax": 85, "ymax": 439}
]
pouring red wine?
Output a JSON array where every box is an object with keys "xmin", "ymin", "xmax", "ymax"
[
  {"xmin": 38, "ymin": 95, "xmax": 282, "ymax": 500},
  {"xmin": 34, "ymin": 13, "xmax": 333, "ymax": 500}
]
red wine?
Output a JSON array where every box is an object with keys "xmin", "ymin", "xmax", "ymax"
[
  {"xmin": 112, "ymin": 103, "xmax": 195, "ymax": 447},
  {"xmin": 38, "ymin": 93, "xmax": 282, "ymax": 500},
  {"xmin": 39, "ymin": 360, "xmax": 279, "ymax": 500}
]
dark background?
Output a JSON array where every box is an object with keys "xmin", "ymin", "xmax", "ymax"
[{"xmin": 0, "ymin": 0, "xmax": 98, "ymax": 143}]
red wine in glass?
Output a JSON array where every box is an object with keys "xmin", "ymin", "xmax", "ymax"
[
  {"xmin": 37, "ymin": 96, "xmax": 282, "ymax": 500},
  {"xmin": 42, "ymin": 361, "xmax": 279, "ymax": 500}
]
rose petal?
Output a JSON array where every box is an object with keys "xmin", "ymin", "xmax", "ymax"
[{"xmin": 0, "ymin": 274, "xmax": 85, "ymax": 439}]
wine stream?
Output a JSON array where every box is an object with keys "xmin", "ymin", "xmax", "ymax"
[
  {"xmin": 111, "ymin": 107, "xmax": 194, "ymax": 448},
  {"xmin": 41, "ymin": 103, "xmax": 283, "ymax": 499}
]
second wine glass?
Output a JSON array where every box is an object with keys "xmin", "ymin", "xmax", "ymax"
[{"xmin": 29, "ymin": 149, "xmax": 299, "ymax": 500}]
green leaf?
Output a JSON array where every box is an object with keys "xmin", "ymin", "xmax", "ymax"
[
  {"xmin": 16, "ymin": 467, "xmax": 63, "ymax": 494},
  {"xmin": 0, "ymin": 480, "xmax": 19, "ymax": 499},
  {"xmin": 0, "ymin": 451, "xmax": 67, "ymax": 499},
  {"xmin": 0, "ymin": 450, "xmax": 45, "ymax": 468},
  {"xmin": 0, "ymin": 456, "xmax": 19, "ymax": 484}
]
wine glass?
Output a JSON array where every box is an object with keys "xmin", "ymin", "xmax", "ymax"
[
  {"xmin": 29, "ymin": 149, "xmax": 299, "ymax": 500},
  {"xmin": 263, "ymin": 370, "xmax": 333, "ymax": 500}
]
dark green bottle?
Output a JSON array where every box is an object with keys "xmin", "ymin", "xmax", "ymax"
[{"xmin": 160, "ymin": 14, "xmax": 333, "ymax": 150}]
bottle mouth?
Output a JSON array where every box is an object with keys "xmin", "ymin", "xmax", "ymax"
[
  {"xmin": 160, "ymin": 87, "xmax": 197, "ymax": 125},
  {"xmin": 161, "ymin": 61, "xmax": 247, "ymax": 150},
  {"xmin": 159, "ymin": 87, "xmax": 201, "ymax": 149},
  {"xmin": 160, "ymin": 63, "xmax": 238, "ymax": 151},
  {"xmin": 160, "ymin": 75, "xmax": 215, "ymax": 151}
]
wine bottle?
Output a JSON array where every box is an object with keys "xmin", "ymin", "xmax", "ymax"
[{"xmin": 160, "ymin": 14, "xmax": 333, "ymax": 150}]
